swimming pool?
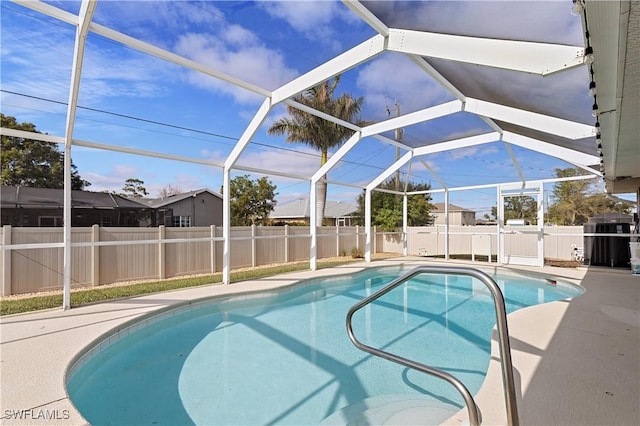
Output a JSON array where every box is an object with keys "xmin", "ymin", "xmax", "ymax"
[{"xmin": 67, "ymin": 265, "xmax": 582, "ymax": 425}]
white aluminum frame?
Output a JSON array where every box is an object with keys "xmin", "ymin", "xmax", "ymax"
[{"xmin": 1, "ymin": 0, "xmax": 612, "ymax": 310}]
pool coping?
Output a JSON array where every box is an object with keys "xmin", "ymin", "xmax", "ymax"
[{"xmin": 1, "ymin": 258, "xmax": 638, "ymax": 425}]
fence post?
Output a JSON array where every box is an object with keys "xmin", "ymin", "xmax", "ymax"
[
  {"xmin": 158, "ymin": 225, "xmax": 166, "ymax": 279},
  {"xmin": 2, "ymin": 225, "xmax": 11, "ymax": 296},
  {"xmin": 91, "ymin": 224, "xmax": 100, "ymax": 286},
  {"xmin": 210, "ymin": 225, "xmax": 216, "ymax": 273},
  {"xmin": 356, "ymin": 225, "xmax": 360, "ymax": 250},
  {"xmin": 336, "ymin": 226, "xmax": 340, "ymax": 257},
  {"xmin": 373, "ymin": 226, "xmax": 377, "ymax": 254},
  {"xmin": 284, "ymin": 225, "xmax": 289, "ymax": 264},
  {"xmin": 488, "ymin": 236, "xmax": 492, "ymax": 263},
  {"xmin": 251, "ymin": 224, "xmax": 256, "ymax": 268}
]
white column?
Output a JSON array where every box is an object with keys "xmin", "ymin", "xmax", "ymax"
[
  {"xmin": 222, "ymin": 169, "xmax": 231, "ymax": 284},
  {"xmin": 223, "ymin": 97, "xmax": 272, "ymax": 284},
  {"xmin": 537, "ymin": 182, "xmax": 544, "ymax": 266},
  {"xmin": 62, "ymin": 145, "xmax": 72, "ymax": 309},
  {"xmin": 497, "ymin": 186, "xmax": 504, "ymax": 264},
  {"xmin": 310, "ymin": 181, "xmax": 318, "ymax": 270},
  {"xmin": 444, "ymin": 190, "xmax": 450, "ymax": 260},
  {"xmin": 402, "ymin": 194, "xmax": 408, "ymax": 256},
  {"xmin": 61, "ymin": 0, "xmax": 97, "ymax": 310},
  {"xmin": 365, "ymin": 189, "xmax": 372, "ymax": 262}
]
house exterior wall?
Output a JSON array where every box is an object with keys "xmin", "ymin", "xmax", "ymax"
[
  {"xmin": 461, "ymin": 211, "xmax": 476, "ymax": 226},
  {"xmin": 433, "ymin": 211, "xmax": 461, "ymax": 225},
  {"xmin": 432, "ymin": 211, "xmax": 476, "ymax": 226},
  {"xmin": 164, "ymin": 192, "xmax": 222, "ymax": 227}
]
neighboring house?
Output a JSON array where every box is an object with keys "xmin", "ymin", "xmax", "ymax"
[
  {"xmin": 431, "ymin": 203, "xmax": 476, "ymax": 226},
  {"xmin": 270, "ymin": 197, "xmax": 359, "ymax": 226},
  {"xmin": 143, "ymin": 189, "xmax": 223, "ymax": 227},
  {"xmin": 0, "ymin": 185, "xmax": 152, "ymax": 227}
]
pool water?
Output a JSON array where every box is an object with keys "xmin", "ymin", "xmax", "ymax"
[{"xmin": 67, "ymin": 266, "xmax": 582, "ymax": 425}]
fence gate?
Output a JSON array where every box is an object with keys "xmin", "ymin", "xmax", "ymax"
[{"xmin": 498, "ymin": 182, "xmax": 544, "ymax": 267}]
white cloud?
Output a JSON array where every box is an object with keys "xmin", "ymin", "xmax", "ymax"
[
  {"xmin": 1, "ymin": 16, "xmax": 173, "ymax": 110},
  {"xmin": 275, "ymin": 191, "xmax": 309, "ymax": 205},
  {"xmin": 82, "ymin": 163, "xmax": 217, "ymax": 196},
  {"xmin": 113, "ymin": 165, "xmax": 139, "ymax": 176},
  {"xmin": 81, "ymin": 165, "xmax": 137, "ymax": 192},
  {"xmin": 174, "ymin": 32, "xmax": 298, "ymax": 103},
  {"xmin": 446, "ymin": 145, "xmax": 500, "ymax": 161},
  {"xmin": 356, "ymin": 54, "xmax": 453, "ymax": 120},
  {"xmin": 222, "ymin": 24, "xmax": 259, "ymax": 45},
  {"xmin": 258, "ymin": 1, "xmax": 355, "ymax": 43},
  {"xmin": 3, "ymin": 1, "xmax": 298, "ymax": 109},
  {"xmin": 147, "ymin": 174, "xmax": 210, "ymax": 197},
  {"xmin": 235, "ymin": 147, "xmax": 320, "ymax": 180},
  {"xmin": 1, "ymin": 25, "xmax": 75, "ymax": 102},
  {"xmin": 92, "ymin": 1, "xmax": 224, "ymax": 38},
  {"xmin": 410, "ymin": 158, "xmax": 439, "ymax": 173},
  {"xmin": 200, "ymin": 149, "xmax": 228, "ymax": 166}
]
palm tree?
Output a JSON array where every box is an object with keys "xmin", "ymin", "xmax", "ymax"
[{"xmin": 268, "ymin": 76, "xmax": 365, "ymax": 226}]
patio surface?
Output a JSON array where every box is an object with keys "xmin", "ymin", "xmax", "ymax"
[{"xmin": 1, "ymin": 258, "xmax": 638, "ymax": 425}]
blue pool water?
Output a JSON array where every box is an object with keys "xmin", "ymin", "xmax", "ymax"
[{"xmin": 67, "ymin": 266, "xmax": 582, "ymax": 425}]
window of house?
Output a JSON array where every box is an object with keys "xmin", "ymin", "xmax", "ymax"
[
  {"xmin": 101, "ymin": 216, "xmax": 112, "ymax": 227},
  {"xmin": 39, "ymin": 216, "xmax": 63, "ymax": 227},
  {"xmin": 337, "ymin": 217, "xmax": 350, "ymax": 227},
  {"xmin": 172, "ymin": 216, "xmax": 191, "ymax": 227}
]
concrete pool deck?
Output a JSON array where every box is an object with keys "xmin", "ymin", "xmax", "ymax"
[{"xmin": 1, "ymin": 258, "xmax": 638, "ymax": 425}]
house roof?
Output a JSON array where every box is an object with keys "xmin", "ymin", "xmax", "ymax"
[
  {"xmin": 271, "ymin": 198, "xmax": 359, "ymax": 220},
  {"xmin": 143, "ymin": 188, "xmax": 223, "ymax": 208},
  {"xmin": 0, "ymin": 186, "xmax": 148, "ymax": 209},
  {"xmin": 432, "ymin": 203, "xmax": 475, "ymax": 213}
]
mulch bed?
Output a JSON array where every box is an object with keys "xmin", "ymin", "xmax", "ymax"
[{"xmin": 545, "ymin": 259, "xmax": 583, "ymax": 268}]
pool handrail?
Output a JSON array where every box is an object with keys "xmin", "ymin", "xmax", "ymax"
[{"xmin": 345, "ymin": 265, "xmax": 519, "ymax": 426}]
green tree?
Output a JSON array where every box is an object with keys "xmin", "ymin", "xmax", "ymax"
[
  {"xmin": 1, "ymin": 114, "xmax": 90, "ymax": 189},
  {"xmin": 503, "ymin": 196, "xmax": 538, "ymax": 224},
  {"xmin": 121, "ymin": 178, "xmax": 148, "ymax": 198},
  {"xmin": 546, "ymin": 167, "xmax": 591, "ymax": 225},
  {"xmin": 267, "ymin": 76, "xmax": 366, "ymax": 226},
  {"xmin": 223, "ymin": 175, "xmax": 277, "ymax": 226},
  {"xmin": 355, "ymin": 178, "xmax": 434, "ymax": 231},
  {"xmin": 484, "ymin": 208, "xmax": 497, "ymax": 221},
  {"xmin": 547, "ymin": 167, "xmax": 632, "ymax": 225}
]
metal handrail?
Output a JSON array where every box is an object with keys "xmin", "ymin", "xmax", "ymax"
[{"xmin": 346, "ymin": 266, "xmax": 519, "ymax": 426}]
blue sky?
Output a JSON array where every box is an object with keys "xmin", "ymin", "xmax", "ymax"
[{"xmin": 1, "ymin": 0, "xmax": 625, "ymax": 217}]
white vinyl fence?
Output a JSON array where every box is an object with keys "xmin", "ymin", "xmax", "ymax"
[
  {"xmin": 0, "ymin": 225, "xmax": 367, "ymax": 295},
  {"xmin": 0, "ymin": 224, "xmax": 587, "ymax": 296}
]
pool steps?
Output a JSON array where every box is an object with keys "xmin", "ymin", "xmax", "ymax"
[{"xmin": 320, "ymin": 394, "xmax": 460, "ymax": 425}]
